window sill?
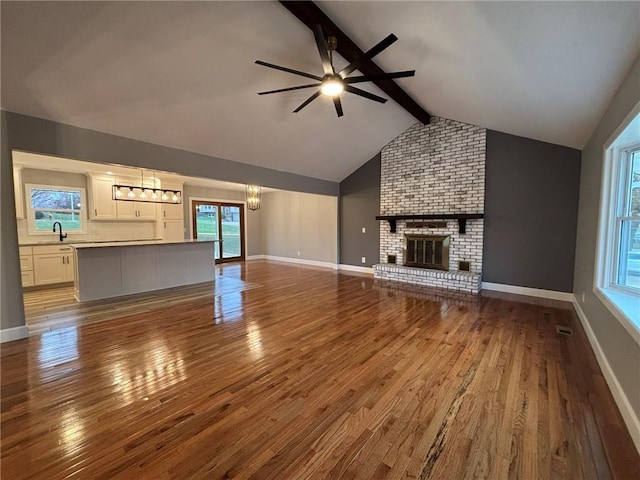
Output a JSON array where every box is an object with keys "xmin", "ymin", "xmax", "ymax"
[{"xmin": 594, "ymin": 286, "xmax": 640, "ymax": 346}]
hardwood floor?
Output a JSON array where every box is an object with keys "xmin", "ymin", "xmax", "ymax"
[{"xmin": 2, "ymin": 260, "xmax": 638, "ymax": 479}]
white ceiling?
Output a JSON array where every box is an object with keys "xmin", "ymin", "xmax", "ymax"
[{"xmin": 2, "ymin": 1, "xmax": 639, "ymax": 182}]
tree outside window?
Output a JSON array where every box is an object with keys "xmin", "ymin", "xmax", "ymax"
[{"xmin": 27, "ymin": 185, "xmax": 84, "ymax": 232}]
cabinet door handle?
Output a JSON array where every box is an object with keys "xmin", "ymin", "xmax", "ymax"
[
  {"xmin": 163, "ymin": 210, "xmax": 166, "ymax": 217},
  {"xmin": 95, "ymin": 208, "xmax": 98, "ymax": 216},
  {"xmin": 164, "ymin": 221, "xmax": 166, "ymax": 228}
]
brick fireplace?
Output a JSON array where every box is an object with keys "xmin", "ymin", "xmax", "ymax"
[{"xmin": 373, "ymin": 117, "xmax": 486, "ymax": 293}]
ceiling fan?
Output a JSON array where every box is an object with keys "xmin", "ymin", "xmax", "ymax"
[{"xmin": 255, "ymin": 25, "xmax": 415, "ymax": 117}]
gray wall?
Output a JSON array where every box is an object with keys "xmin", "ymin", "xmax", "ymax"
[
  {"xmin": 182, "ymin": 184, "xmax": 262, "ymax": 257},
  {"xmin": 261, "ymin": 191, "xmax": 337, "ymax": 264},
  {"xmin": 1, "ymin": 111, "xmax": 25, "ymax": 330},
  {"xmin": 3, "ymin": 111, "xmax": 338, "ymax": 196},
  {"xmin": 339, "ymin": 154, "xmax": 380, "ymax": 267},
  {"xmin": 574, "ymin": 55, "xmax": 640, "ymax": 427},
  {"xmin": 483, "ymin": 131, "xmax": 581, "ymax": 292}
]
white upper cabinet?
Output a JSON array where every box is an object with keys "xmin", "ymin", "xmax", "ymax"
[
  {"xmin": 88, "ymin": 175, "xmax": 117, "ymax": 220},
  {"xmin": 160, "ymin": 182, "xmax": 184, "ymax": 221},
  {"xmin": 137, "ymin": 201, "xmax": 157, "ymax": 220},
  {"xmin": 88, "ymin": 174, "xmax": 157, "ymax": 221}
]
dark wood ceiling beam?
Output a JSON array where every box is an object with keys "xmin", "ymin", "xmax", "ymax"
[{"xmin": 279, "ymin": 1, "xmax": 431, "ymax": 124}]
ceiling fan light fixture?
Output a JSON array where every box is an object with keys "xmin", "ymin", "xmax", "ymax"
[{"xmin": 321, "ymin": 78, "xmax": 343, "ymax": 97}]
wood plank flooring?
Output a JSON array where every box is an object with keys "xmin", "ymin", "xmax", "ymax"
[{"xmin": 2, "ymin": 260, "xmax": 638, "ymax": 479}]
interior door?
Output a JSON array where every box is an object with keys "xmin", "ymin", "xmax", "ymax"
[{"xmin": 192, "ymin": 201, "xmax": 245, "ymax": 263}]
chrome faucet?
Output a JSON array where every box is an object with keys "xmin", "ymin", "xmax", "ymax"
[{"xmin": 52, "ymin": 222, "xmax": 67, "ymax": 242}]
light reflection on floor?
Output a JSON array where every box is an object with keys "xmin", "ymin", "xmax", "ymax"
[
  {"xmin": 110, "ymin": 339, "xmax": 187, "ymax": 406},
  {"xmin": 246, "ymin": 321, "xmax": 264, "ymax": 361},
  {"xmin": 213, "ymin": 292, "xmax": 245, "ymax": 323},
  {"xmin": 58, "ymin": 405, "xmax": 85, "ymax": 456},
  {"xmin": 38, "ymin": 327, "xmax": 79, "ymax": 368}
]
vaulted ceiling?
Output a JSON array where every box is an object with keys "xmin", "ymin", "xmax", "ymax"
[{"xmin": 2, "ymin": 1, "xmax": 639, "ymax": 182}]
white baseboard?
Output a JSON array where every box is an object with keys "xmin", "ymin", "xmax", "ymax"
[
  {"xmin": 0, "ymin": 325, "xmax": 29, "ymax": 343},
  {"xmin": 338, "ymin": 264, "xmax": 374, "ymax": 274},
  {"xmin": 572, "ymin": 297, "xmax": 640, "ymax": 454},
  {"xmin": 261, "ymin": 255, "xmax": 338, "ymax": 270},
  {"xmin": 246, "ymin": 255, "xmax": 265, "ymax": 261},
  {"xmin": 482, "ymin": 281, "xmax": 574, "ymax": 301}
]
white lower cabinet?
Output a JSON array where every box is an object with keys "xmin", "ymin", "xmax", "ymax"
[
  {"xmin": 19, "ymin": 246, "xmax": 34, "ymax": 287},
  {"xmin": 31, "ymin": 245, "xmax": 75, "ymax": 285}
]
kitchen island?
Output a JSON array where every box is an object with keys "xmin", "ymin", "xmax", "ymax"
[{"xmin": 72, "ymin": 239, "xmax": 219, "ymax": 302}]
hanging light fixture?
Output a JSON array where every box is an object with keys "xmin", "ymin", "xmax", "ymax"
[
  {"xmin": 246, "ymin": 185, "xmax": 261, "ymax": 211},
  {"xmin": 112, "ymin": 169, "xmax": 182, "ymax": 204}
]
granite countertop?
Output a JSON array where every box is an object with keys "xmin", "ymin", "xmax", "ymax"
[{"xmin": 72, "ymin": 239, "xmax": 220, "ymax": 249}]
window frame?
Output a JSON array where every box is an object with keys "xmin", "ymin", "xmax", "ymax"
[
  {"xmin": 594, "ymin": 104, "xmax": 640, "ymax": 344},
  {"xmin": 25, "ymin": 183, "xmax": 88, "ymax": 236},
  {"xmin": 611, "ymin": 146, "xmax": 640, "ymax": 294}
]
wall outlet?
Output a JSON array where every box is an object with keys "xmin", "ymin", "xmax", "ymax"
[
  {"xmin": 297, "ymin": 251, "xmax": 301, "ymax": 256},
  {"xmin": 362, "ymin": 227, "xmax": 366, "ymax": 233},
  {"xmin": 361, "ymin": 256, "xmax": 366, "ymax": 263}
]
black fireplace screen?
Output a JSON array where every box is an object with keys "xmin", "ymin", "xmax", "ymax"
[{"xmin": 405, "ymin": 235, "xmax": 450, "ymax": 270}]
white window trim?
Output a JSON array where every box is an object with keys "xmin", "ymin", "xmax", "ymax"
[
  {"xmin": 25, "ymin": 183, "xmax": 88, "ymax": 236},
  {"xmin": 594, "ymin": 102, "xmax": 640, "ymax": 345}
]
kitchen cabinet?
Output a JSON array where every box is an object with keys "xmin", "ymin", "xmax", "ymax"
[
  {"xmin": 19, "ymin": 246, "xmax": 34, "ymax": 287},
  {"xmin": 14, "ymin": 166, "xmax": 24, "ymax": 219},
  {"xmin": 162, "ymin": 220, "xmax": 184, "ymax": 241},
  {"xmin": 136, "ymin": 201, "xmax": 157, "ymax": 220},
  {"xmin": 32, "ymin": 245, "xmax": 75, "ymax": 285},
  {"xmin": 117, "ymin": 200, "xmax": 157, "ymax": 220},
  {"xmin": 88, "ymin": 175, "xmax": 117, "ymax": 220},
  {"xmin": 160, "ymin": 183, "xmax": 183, "ymax": 220},
  {"xmin": 88, "ymin": 175, "xmax": 157, "ymax": 221}
]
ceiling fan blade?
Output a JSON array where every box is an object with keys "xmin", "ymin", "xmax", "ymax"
[
  {"xmin": 344, "ymin": 70, "xmax": 415, "ymax": 84},
  {"xmin": 258, "ymin": 83, "xmax": 321, "ymax": 95},
  {"xmin": 255, "ymin": 60, "xmax": 322, "ymax": 81},
  {"xmin": 333, "ymin": 97, "xmax": 344, "ymax": 117},
  {"xmin": 339, "ymin": 33, "xmax": 398, "ymax": 77},
  {"xmin": 344, "ymin": 85, "xmax": 388, "ymax": 104},
  {"xmin": 293, "ymin": 91, "xmax": 321, "ymax": 113},
  {"xmin": 312, "ymin": 24, "xmax": 334, "ymax": 75}
]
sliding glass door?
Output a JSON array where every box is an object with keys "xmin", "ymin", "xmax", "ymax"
[{"xmin": 192, "ymin": 201, "xmax": 245, "ymax": 263}]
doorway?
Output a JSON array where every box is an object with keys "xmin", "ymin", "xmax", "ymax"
[{"xmin": 191, "ymin": 201, "xmax": 245, "ymax": 262}]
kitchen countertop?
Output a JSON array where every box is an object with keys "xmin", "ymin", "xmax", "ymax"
[
  {"xmin": 19, "ymin": 238, "xmax": 163, "ymax": 247},
  {"xmin": 72, "ymin": 239, "xmax": 220, "ymax": 249}
]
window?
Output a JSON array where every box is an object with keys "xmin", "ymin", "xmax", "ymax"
[
  {"xmin": 595, "ymin": 108, "xmax": 640, "ymax": 339},
  {"xmin": 26, "ymin": 184, "xmax": 87, "ymax": 235},
  {"xmin": 615, "ymin": 149, "xmax": 640, "ymax": 291}
]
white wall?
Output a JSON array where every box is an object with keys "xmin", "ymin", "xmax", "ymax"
[{"xmin": 260, "ymin": 191, "xmax": 338, "ymax": 264}]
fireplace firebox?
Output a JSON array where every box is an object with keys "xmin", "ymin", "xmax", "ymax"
[{"xmin": 404, "ymin": 235, "xmax": 450, "ymax": 270}]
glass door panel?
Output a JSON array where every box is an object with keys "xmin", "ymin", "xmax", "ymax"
[
  {"xmin": 193, "ymin": 201, "xmax": 220, "ymax": 260},
  {"xmin": 192, "ymin": 201, "xmax": 244, "ymax": 263},
  {"xmin": 221, "ymin": 205, "xmax": 241, "ymax": 259}
]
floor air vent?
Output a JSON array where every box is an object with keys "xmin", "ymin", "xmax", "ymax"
[{"xmin": 556, "ymin": 325, "xmax": 573, "ymax": 336}]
